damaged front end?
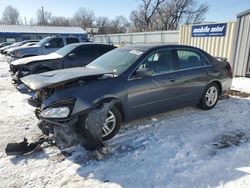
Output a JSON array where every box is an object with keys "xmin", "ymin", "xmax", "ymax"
[
  {"xmin": 35, "ymin": 98, "xmax": 114, "ymax": 151},
  {"xmin": 10, "ymin": 64, "xmax": 30, "ymax": 84},
  {"xmin": 20, "ymin": 68, "xmax": 117, "ymax": 152}
]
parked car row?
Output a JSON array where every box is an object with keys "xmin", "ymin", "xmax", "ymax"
[
  {"xmin": 6, "ymin": 41, "xmax": 233, "ymax": 146},
  {"xmin": 10, "ymin": 43, "xmax": 116, "ymax": 82},
  {"xmin": 0, "ymin": 40, "xmax": 39, "ymax": 55}
]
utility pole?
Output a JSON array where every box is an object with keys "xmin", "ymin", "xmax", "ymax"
[{"xmin": 42, "ymin": 6, "xmax": 45, "ymax": 25}]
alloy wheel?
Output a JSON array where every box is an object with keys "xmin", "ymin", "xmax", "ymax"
[
  {"xmin": 102, "ymin": 111, "xmax": 116, "ymax": 137},
  {"xmin": 205, "ymin": 86, "xmax": 218, "ymax": 107}
]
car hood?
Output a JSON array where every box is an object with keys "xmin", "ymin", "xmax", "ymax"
[
  {"xmin": 20, "ymin": 67, "xmax": 114, "ymax": 90},
  {"xmin": 11, "ymin": 53, "xmax": 62, "ymax": 66}
]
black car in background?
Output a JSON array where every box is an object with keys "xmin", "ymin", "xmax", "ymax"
[
  {"xmin": 10, "ymin": 43, "xmax": 116, "ymax": 82},
  {"xmin": 21, "ymin": 44, "xmax": 232, "ymax": 142}
]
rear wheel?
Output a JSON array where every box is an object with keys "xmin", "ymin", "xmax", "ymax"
[{"xmin": 199, "ymin": 83, "xmax": 220, "ymax": 110}]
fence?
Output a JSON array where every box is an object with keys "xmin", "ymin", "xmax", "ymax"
[{"xmin": 94, "ymin": 30, "xmax": 179, "ymax": 45}]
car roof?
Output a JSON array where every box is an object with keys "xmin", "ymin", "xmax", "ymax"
[
  {"xmin": 68, "ymin": 42, "xmax": 116, "ymax": 48},
  {"xmin": 122, "ymin": 44, "xmax": 204, "ymax": 52}
]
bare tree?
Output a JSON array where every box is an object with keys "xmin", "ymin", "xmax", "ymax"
[
  {"xmin": 156, "ymin": 0, "xmax": 209, "ymax": 30},
  {"xmin": 1, "ymin": 5, "xmax": 20, "ymax": 25},
  {"xmin": 95, "ymin": 16, "xmax": 110, "ymax": 34},
  {"xmin": 130, "ymin": 0, "xmax": 208, "ymax": 31},
  {"xmin": 36, "ymin": 7, "xmax": 52, "ymax": 26},
  {"xmin": 72, "ymin": 7, "xmax": 95, "ymax": 28},
  {"xmin": 109, "ymin": 16, "xmax": 130, "ymax": 33},
  {"xmin": 130, "ymin": 0, "xmax": 166, "ymax": 31},
  {"xmin": 50, "ymin": 16, "xmax": 70, "ymax": 26}
]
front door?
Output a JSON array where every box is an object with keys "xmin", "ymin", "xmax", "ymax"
[{"xmin": 126, "ymin": 49, "xmax": 179, "ymax": 120}]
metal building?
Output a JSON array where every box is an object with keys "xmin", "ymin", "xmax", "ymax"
[
  {"xmin": 232, "ymin": 9, "xmax": 250, "ymax": 76},
  {"xmin": 0, "ymin": 25, "xmax": 87, "ymax": 43},
  {"xmin": 179, "ymin": 22, "xmax": 236, "ymax": 65}
]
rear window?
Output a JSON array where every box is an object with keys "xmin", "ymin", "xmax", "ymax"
[
  {"xmin": 66, "ymin": 38, "xmax": 80, "ymax": 44},
  {"xmin": 176, "ymin": 50, "xmax": 208, "ymax": 70}
]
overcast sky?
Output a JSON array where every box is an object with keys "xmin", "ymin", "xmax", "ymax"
[{"xmin": 0, "ymin": 0, "xmax": 249, "ymax": 23}]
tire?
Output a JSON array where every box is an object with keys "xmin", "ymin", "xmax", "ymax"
[
  {"xmin": 199, "ymin": 82, "xmax": 220, "ymax": 110},
  {"xmin": 102, "ymin": 106, "xmax": 122, "ymax": 141}
]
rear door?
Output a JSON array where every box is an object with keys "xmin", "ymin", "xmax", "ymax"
[{"xmin": 172, "ymin": 48, "xmax": 213, "ymax": 105}]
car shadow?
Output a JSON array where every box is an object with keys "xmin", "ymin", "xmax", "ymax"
[
  {"xmin": 9, "ymin": 148, "xmax": 49, "ymax": 165},
  {"xmin": 5, "ymin": 96, "xmax": 250, "ymax": 187},
  {"xmin": 67, "ymin": 97, "xmax": 250, "ymax": 187}
]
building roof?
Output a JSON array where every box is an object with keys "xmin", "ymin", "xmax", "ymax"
[
  {"xmin": 237, "ymin": 9, "xmax": 250, "ymax": 18},
  {"xmin": 0, "ymin": 25, "xmax": 85, "ymax": 34}
]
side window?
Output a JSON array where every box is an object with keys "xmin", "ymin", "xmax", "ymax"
[
  {"xmin": 176, "ymin": 50, "xmax": 206, "ymax": 70},
  {"xmin": 66, "ymin": 37, "xmax": 79, "ymax": 44},
  {"xmin": 137, "ymin": 49, "xmax": 175, "ymax": 75},
  {"xmin": 49, "ymin": 38, "xmax": 64, "ymax": 48},
  {"xmin": 74, "ymin": 46, "xmax": 95, "ymax": 58}
]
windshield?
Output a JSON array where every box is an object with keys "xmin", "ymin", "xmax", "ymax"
[
  {"xmin": 55, "ymin": 44, "xmax": 78, "ymax": 57},
  {"xmin": 86, "ymin": 48, "xmax": 144, "ymax": 75},
  {"xmin": 36, "ymin": 37, "xmax": 50, "ymax": 46}
]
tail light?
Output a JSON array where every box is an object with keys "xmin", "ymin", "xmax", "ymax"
[{"xmin": 227, "ymin": 62, "xmax": 233, "ymax": 78}]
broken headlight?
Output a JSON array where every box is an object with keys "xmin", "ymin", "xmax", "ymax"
[{"xmin": 41, "ymin": 107, "xmax": 70, "ymax": 119}]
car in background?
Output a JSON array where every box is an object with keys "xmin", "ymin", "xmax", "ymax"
[
  {"xmin": 0, "ymin": 42, "xmax": 14, "ymax": 49},
  {"xmin": 0, "ymin": 42, "xmax": 21, "ymax": 54},
  {"xmin": 20, "ymin": 44, "xmax": 233, "ymax": 142},
  {"xmin": 10, "ymin": 43, "xmax": 116, "ymax": 82},
  {"xmin": 0, "ymin": 40, "xmax": 39, "ymax": 55},
  {"xmin": 6, "ymin": 42, "xmax": 38, "ymax": 58},
  {"xmin": 7, "ymin": 36, "xmax": 86, "ymax": 62},
  {"xmin": 21, "ymin": 42, "xmax": 38, "ymax": 47}
]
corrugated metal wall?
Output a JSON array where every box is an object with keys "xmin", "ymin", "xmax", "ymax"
[
  {"xmin": 179, "ymin": 22, "xmax": 236, "ymax": 65},
  {"xmin": 232, "ymin": 10, "xmax": 250, "ymax": 76},
  {"xmin": 94, "ymin": 30, "xmax": 179, "ymax": 45}
]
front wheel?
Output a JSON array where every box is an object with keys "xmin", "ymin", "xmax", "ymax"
[
  {"xmin": 102, "ymin": 107, "xmax": 122, "ymax": 141},
  {"xmin": 199, "ymin": 83, "xmax": 220, "ymax": 110}
]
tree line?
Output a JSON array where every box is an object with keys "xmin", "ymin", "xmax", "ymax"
[{"xmin": 0, "ymin": 0, "xmax": 208, "ymax": 34}]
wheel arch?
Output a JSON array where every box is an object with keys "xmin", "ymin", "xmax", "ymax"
[
  {"xmin": 93, "ymin": 97, "xmax": 125, "ymax": 123},
  {"xmin": 208, "ymin": 80, "xmax": 222, "ymax": 95}
]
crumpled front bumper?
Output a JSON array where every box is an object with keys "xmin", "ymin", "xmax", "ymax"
[{"xmin": 33, "ymin": 102, "xmax": 114, "ymax": 151}]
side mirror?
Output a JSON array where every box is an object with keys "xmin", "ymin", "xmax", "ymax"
[
  {"xmin": 135, "ymin": 68, "xmax": 152, "ymax": 78},
  {"xmin": 68, "ymin": 53, "xmax": 76, "ymax": 59},
  {"xmin": 44, "ymin": 43, "xmax": 51, "ymax": 48}
]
